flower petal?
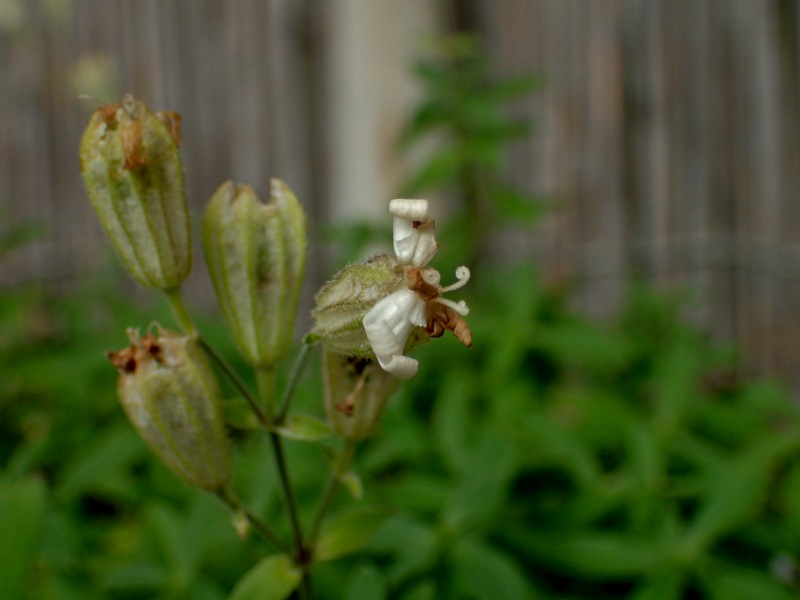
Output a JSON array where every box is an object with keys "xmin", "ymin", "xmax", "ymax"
[
  {"xmin": 390, "ymin": 199, "xmax": 437, "ymax": 267},
  {"xmin": 376, "ymin": 354, "xmax": 418, "ymax": 380},
  {"xmin": 363, "ymin": 289, "xmax": 425, "ymax": 378}
]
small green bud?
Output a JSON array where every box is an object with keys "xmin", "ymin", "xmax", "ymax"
[
  {"xmin": 79, "ymin": 94, "xmax": 191, "ymax": 289},
  {"xmin": 108, "ymin": 327, "xmax": 231, "ymax": 490},
  {"xmin": 202, "ymin": 179, "xmax": 307, "ymax": 368},
  {"xmin": 323, "ymin": 350, "xmax": 399, "ymax": 440},
  {"xmin": 311, "ymin": 254, "xmax": 403, "ymax": 358}
]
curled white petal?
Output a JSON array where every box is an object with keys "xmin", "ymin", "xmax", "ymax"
[
  {"xmin": 376, "ymin": 354, "xmax": 419, "ymax": 380},
  {"xmin": 389, "ymin": 199, "xmax": 428, "ymax": 221},
  {"xmin": 363, "ymin": 289, "xmax": 426, "ymax": 378},
  {"xmin": 391, "ymin": 199, "xmax": 438, "ymax": 267}
]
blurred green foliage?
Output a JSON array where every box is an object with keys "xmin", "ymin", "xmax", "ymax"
[{"xmin": 4, "ymin": 263, "xmax": 800, "ymax": 599}]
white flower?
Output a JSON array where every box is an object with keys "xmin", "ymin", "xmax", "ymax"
[{"xmin": 363, "ymin": 199, "xmax": 471, "ymax": 379}]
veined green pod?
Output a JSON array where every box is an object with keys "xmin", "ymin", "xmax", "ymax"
[
  {"xmin": 202, "ymin": 179, "xmax": 307, "ymax": 368},
  {"xmin": 311, "ymin": 254, "xmax": 404, "ymax": 358},
  {"xmin": 79, "ymin": 94, "xmax": 191, "ymax": 289},
  {"xmin": 108, "ymin": 327, "xmax": 231, "ymax": 491},
  {"xmin": 323, "ymin": 350, "xmax": 399, "ymax": 441}
]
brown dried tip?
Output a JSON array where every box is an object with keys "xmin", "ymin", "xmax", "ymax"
[
  {"xmin": 121, "ymin": 118, "xmax": 147, "ymax": 170},
  {"xmin": 107, "ymin": 333, "xmax": 164, "ymax": 373},
  {"xmin": 156, "ymin": 111, "xmax": 182, "ymax": 147},
  {"xmin": 108, "ymin": 347, "xmax": 138, "ymax": 373},
  {"xmin": 96, "ymin": 102, "xmax": 120, "ymax": 126},
  {"xmin": 426, "ymin": 303, "xmax": 473, "ymax": 347}
]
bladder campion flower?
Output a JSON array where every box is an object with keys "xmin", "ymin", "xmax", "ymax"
[
  {"xmin": 363, "ymin": 199, "xmax": 471, "ymax": 378},
  {"xmin": 312, "ymin": 199, "xmax": 471, "ymax": 379}
]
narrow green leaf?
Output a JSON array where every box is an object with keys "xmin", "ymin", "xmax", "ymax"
[
  {"xmin": 366, "ymin": 515, "xmax": 438, "ymax": 584},
  {"xmin": 315, "ymin": 507, "xmax": 393, "ymax": 562},
  {"xmin": 450, "ymin": 538, "xmax": 541, "ymax": 600},
  {"xmin": 224, "ymin": 398, "xmax": 261, "ymax": 430},
  {"xmin": 630, "ymin": 570, "xmax": 685, "ymax": 600},
  {"xmin": 339, "ymin": 471, "xmax": 363, "ymax": 500},
  {"xmin": 344, "ymin": 563, "xmax": 388, "ymax": 600},
  {"xmin": 443, "ymin": 433, "xmax": 516, "ymax": 533},
  {"xmin": 683, "ymin": 435, "xmax": 800, "ymax": 555},
  {"xmin": 228, "ymin": 554, "xmax": 302, "ymax": 600},
  {"xmin": 432, "ymin": 371, "xmax": 474, "ymax": 473},
  {"xmin": 102, "ymin": 563, "xmax": 168, "ymax": 593},
  {"xmin": 148, "ymin": 503, "xmax": 187, "ymax": 574},
  {"xmin": 700, "ymin": 562, "xmax": 796, "ymax": 600},
  {"xmin": 0, "ymin": 476, "xmax": 47, "ymax": 600},
  {"xmin": 401, "ymin": 580, "xmax": 437, "ymax": 600},
  {"xmin": 512, "ymin": 530, "xmax": 661, "ymax": 579},
  {"xmin": 54, "ymin": 425, "xmax": 143, "ymax": 502},
  {"xmin": 276, "ymin": 414, "xmax": 332, "ymax": 441}
]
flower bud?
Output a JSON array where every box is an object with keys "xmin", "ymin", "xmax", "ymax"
[
  {"xmin": 108, "ymin": 327, "xmax": 231, "ymax": 490},
  {"xmin": 79, "ymin": 94, "xmax": 191, "ymax": 289},
  {"xmin": 202, "ymin": 179, "xmax": 307, "ymax": 368},
  {"xmin": 311, "ymin": 254, "xmax": 403, "ymax": 357},
  {"xmin": 323, "ymin": 350, "xmax": 399, "ymax": 440}
]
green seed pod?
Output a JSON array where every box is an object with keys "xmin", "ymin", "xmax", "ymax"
[
  {"xmin": 202, "ymin": 179, "xmax": 307, "ymax": 368},
  {"xmin": 323, "ymin": 350, "xmax": 399, "ymax": 441},
  {"xmin": 311, "ymin": 254, "xmax": 403, "ymax": 357},
  {"xmin": 79, "ymin": 94, "xmax": 191, "ymax": 289},
  {"xmin": 108, "ymin": 327, "xmax": 231, "ymax": 491}
]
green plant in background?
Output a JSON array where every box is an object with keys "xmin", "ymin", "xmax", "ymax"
[{"xmin": 399, "ymin": 33, "xmax": 544, "ymax": 271}]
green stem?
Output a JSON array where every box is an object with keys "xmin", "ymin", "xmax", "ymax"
[
  {"xmin": 276, "ymin": 341, "xmax": 314, "ymax": 424},
  {"xmin": 217, "ymin": 487, "xmax": 288, "ymax": 552},
  {"xmin": 256, "ymin": 368, "xmax": 277, "ymax": 422},
  {"xmin": 305, "ymin": 440, "xmax": 357, "ymax": 548},
  {"xmin": 199, "ymin": 338, "xmax": 268, "ymax": 428},
  {"xmin": 164, "ymin": 287, "xmax": 196, "ymax": 334},
  {"xmin": 256, "ymin": 369, "xmax": 309, "ymax": 586}
]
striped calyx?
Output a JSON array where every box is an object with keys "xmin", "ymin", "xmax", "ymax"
[
  {"xmin": 202, "ymin": 179, "xmax": 307, "ymax": 368},
  {"xmin": 109, "ymin": 327, "xmax": 231, "ymax": 491},
  {"xmin": 80, "ymin": 94, "xmax": 191, "ymax": 289}
]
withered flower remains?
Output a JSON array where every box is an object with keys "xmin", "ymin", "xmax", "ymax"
[{"xmin": 313, "ymin": 199, "xmax": 471, "ymax": 379}]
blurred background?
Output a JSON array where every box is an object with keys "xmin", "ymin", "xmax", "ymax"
[
  {"xmin": 3, "ymin": 0, "xmax": 800, "ymax": 388},
  {"xmin": 4, "ymin": 1, "xmax": 800, "ymax": 599}
]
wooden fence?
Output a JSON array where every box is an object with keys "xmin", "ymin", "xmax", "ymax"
[{"xmin": 1, "ymin": 1, "xmax": 800, "ymax": 390}]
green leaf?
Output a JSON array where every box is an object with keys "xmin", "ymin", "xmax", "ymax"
[
  {"xmin": 432, "ymin": 371, "xmax": 475, "ymax": 473},
  {"xmin": 148, "ymin": 502, "xmax": 188, "ymax": 575},
  {"xmin": 494, "ymin": 187, "xmax": 546, "ymax": 224},
  {"xmin": 54, "ymin": 425, "xmax": 143, "ymax": 502},
  {"xmin": 401, "ymin": 580, "xmax": 437, "ymax": 600},
  {"xmin": 224, "ymin": 398, "xmax": 261, "ymax": 430},
  {"xmin": 344, "ymin": 563, "xmax": 388, "ymax": 600},
  {"xmin": 276, "ymin": 414, "xmax": 332, "ymax": 441},
  {"xmin": 400, "ymin": 151, "xmax": 462, "ymax": 196},
  {"xmin": 315, "ymin": 507, "xmax": 393, "ymax": 562},
  {"xmin": 682, "ymin": 435, "xmax": 800, "ymax": 556},
  {"xmin": 630, "ymin": 570, "xmax": 685, "ymax": 600},
  {"xmin": 0, "ymin": 476, "xmax": 47, "ymax": 600},
  {"xmin": 700, "ymin": 562, "xmax": 796, "ymax": 600},
  {"xmin": 228, "ymin": 554, "xmax": 302, "ymax": 600},
  {"xmin": 339, "ymin": 470, "xmax": 363, "ymax": 500},
  {"xmin": 450, "ymin": 537, "xmax": 541, "ymax": 600},
  {"xmin": 367, "ymin": 515, "xmax": 438, "ymax": 584},
  {"xmin": 512, "ymin": 530, "xmax": 661, "ymax": 579},
  {"xmin": 443, "ymin": 433, "xmax": 516, "ymax": 533},
  {"xmin": 102, "ymin": 563, "xmax": 168, "ymax": 593}
]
